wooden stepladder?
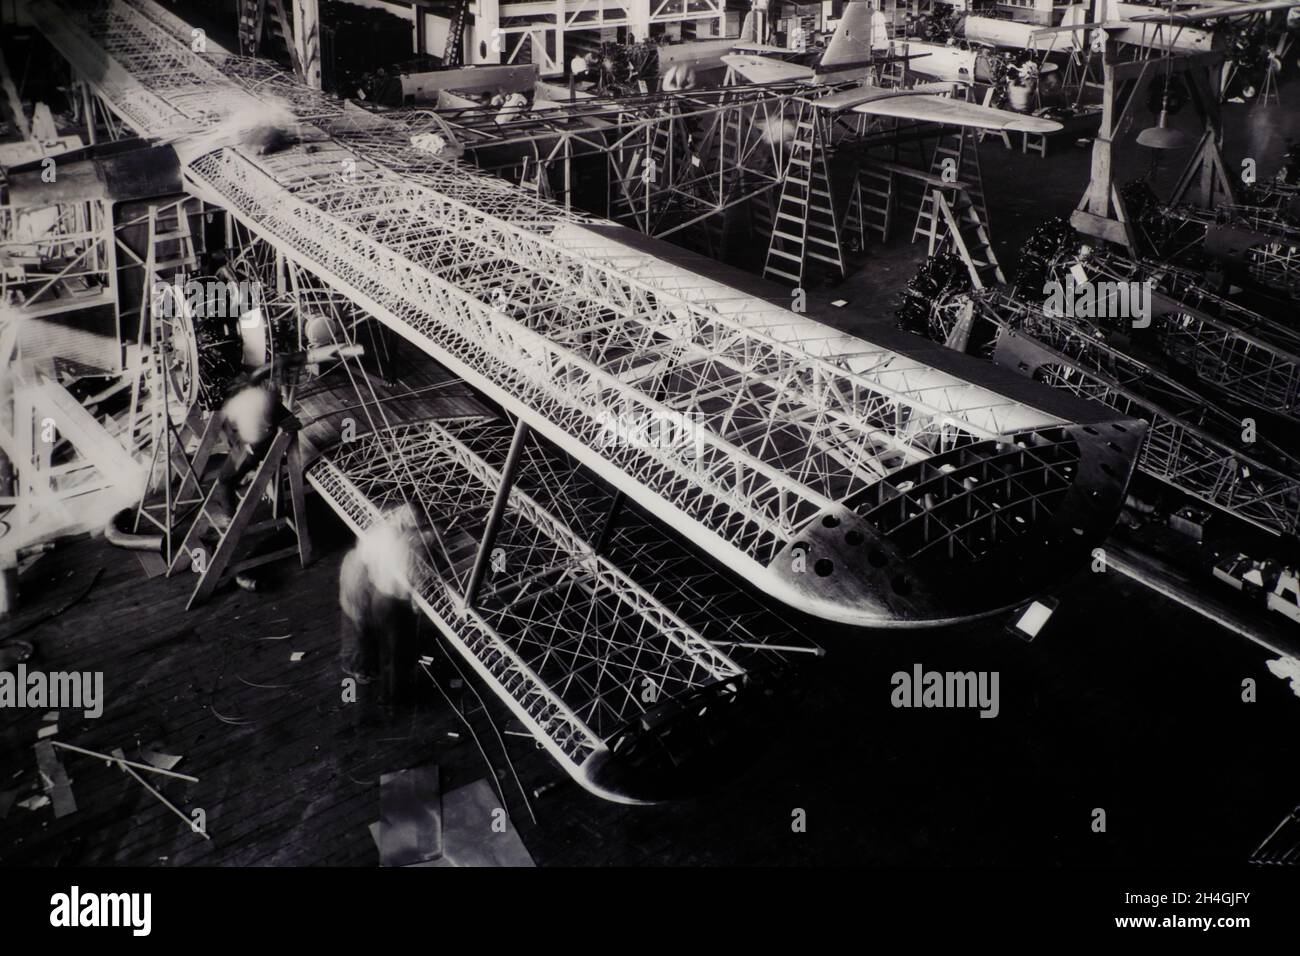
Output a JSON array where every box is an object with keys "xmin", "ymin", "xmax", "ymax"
[
  {"xmin": 921, "ymin": 187, "xmax": 1006, "ymax": 290},
  {"xmin": 913, "ymin": 125, "xmax": 989, "ymax": 243},
  {"xmin": 842, "ymin": 163, "xmax": 897, "ymax": 248},
  {"xmin": 168, "ymin": 410, "xmax": 313, "ymax": 610},
  {"xmin": 910, "ymin": 124, "xmax": 1005, "ymax": 289},
  {"xmin": 764, "ymin": 101, "xmax": 844, "ymax": 287}
]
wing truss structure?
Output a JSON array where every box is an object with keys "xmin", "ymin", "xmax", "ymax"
[
  {"xmin": 28, "ymin": 0, "xmax": 1144, "ymax": 633},
  {"xmin": 307, "ymin": 408, "xmax": 814, "ymax": 802}
]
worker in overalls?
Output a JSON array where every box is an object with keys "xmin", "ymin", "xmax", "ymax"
[{"xmin": 338, "ymin": 505, "xmax": 425, "ymax": 706}]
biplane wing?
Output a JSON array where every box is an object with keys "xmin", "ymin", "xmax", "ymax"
[
  {"xmin": 816, "ymin": 85, "xmax": 1065, "ymax": 134},
  {"xmin": 306, "ymin": 391, "xmax": 818, "ymax": 803},
  {"xmin": 1129, "ymin": 0, "xmax": 1300, "ymax": 21},
  {"xmin": 721, "ymin": 52, "xmax": 815, "ymax": 84},
  {"xmin": 962, "ymin": 7, "xmax": 1092, "ymax": 50},
  {"xmin": 893, "ymin": 40, "xmax": 975, "ymax": 84},
  {"xmin": 26, "ymin": 0, "xmax": 1145, "ymax": 633}
]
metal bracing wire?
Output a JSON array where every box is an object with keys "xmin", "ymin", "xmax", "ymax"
[{"xmin": 31, "ymin": 0, "xmax": 1069, "ymax": 576}]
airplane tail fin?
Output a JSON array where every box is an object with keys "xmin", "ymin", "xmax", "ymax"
[
  {"xmin": 739, "ymin": 11, "xmax": 754, "ymax": 43},
  {"xmin": 821, "ymin": 1, "xmax": 889, "ymax": 67}
]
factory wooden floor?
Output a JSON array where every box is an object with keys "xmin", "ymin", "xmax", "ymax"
[
  {"xmin": 4, "ymin": 495, "xmax": 1300, "ymax": 868},
  {"xmin": 0, "ymin": 502, "xmax": 829, "ymax": 868},
  {"xmin": 0, "ymin": 510, "xmax": 500, "ymax": 865}
]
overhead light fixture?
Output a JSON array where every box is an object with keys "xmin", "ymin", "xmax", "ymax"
[
  {"xmin": 1137, "ymin": 92, "xmax": 1188, "ymax": 150},
  {"xmin": 1140, "ymin": 42, "xmax": 1188, "ymax": 150}
]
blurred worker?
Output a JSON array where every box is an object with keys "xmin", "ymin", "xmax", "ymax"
[
  {"xmin": 339, "ymin": 505, "xmax": 425, "ymax": 706},
  {"xmin": 211, "ymin": 339, "xmax": 358, "ymax": 532},
  {"xmin": 203, "ymin": 376, "xmax": 280, "ymax": 592},
  {"xmin": 211, "ymin": 376, "xmax": 278, "ymax": 532}
]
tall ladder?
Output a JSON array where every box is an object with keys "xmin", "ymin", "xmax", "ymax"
[
  {"xmin": 237, "ymin": 0, "xmax": 265, "ymax": 56},
  {"xmin": 128, "ymin": 199, "xmax": 200, "ymax": 452},
  {"xmin": 764, "ymin": 105, "xmax": 844, "ymax": 287},
  {"xmin": 444, "ymin": 0, "xmax": 470, "ymax": 67},
  {"xmin": 646, "ymin": 107, "xmax": 677, "ymax": 191},
  {"xmin": 237, "ymin": 0, "xmax": 303, "ymax": 75},
  {"xmin": 704, "ymin": 101, "xmax": 749, "ymax": 259},
  {"xmin": 611, "ymin": 107, "xmax": 679, "ymax": 230},
  {"xmin": 843, "ymin": 163, "xmax": 896, "ymax": 248},
  {"xmin": 913, "ymin": 125, "xmax": 990, "ymax": 245},
  {"xmin": 920, "ymin": 186, "xmax": 1006, "ymax": 290},
  {"xmin": 874, "ymin": 49, "xmax": 908, "ymax": 89},
  {"xmin": 147, "ymin": 202, "xmax": 199, "ymax": 281},
  {"xmin": 128, "ymin": 202, "xmax": 205, "ymax": 566}
]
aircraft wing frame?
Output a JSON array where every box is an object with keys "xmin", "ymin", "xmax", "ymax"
[
  {"xmin": 815, "ymin": 86, "xmax": 1064, "ymax": 134},
  {"xmin": 29, "ymin": 0, "xmax": 1147, "ymax": 630},
  {"xmin": 722, "ymin": 52, "xmax": 816, "ymax": 84},
  {"xmin": 1129, "ymin": 0, "xmax": 1300, "ymax": 23}
]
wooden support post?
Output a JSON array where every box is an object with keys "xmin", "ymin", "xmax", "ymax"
[
  {"xmin": 1073, "ymin": 47, "xmax": 1229, "ymax": 246},
  {"xmin": 413, "ymin": 1, "xmax": 433, "ymax": 56},
  {"xmin": 462, "ymin": 416, "xmax": 529, "ymax": 611},
  {"xmin": 285, "ymin": 434, "xmax": 313, "ymax": 567},
  {"xmin": 80, "ymin": 82, "xmax": 97, "ymax": 146}
]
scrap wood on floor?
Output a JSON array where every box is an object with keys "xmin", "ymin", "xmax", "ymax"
[{"xmin": 369, "ymin": 765, "xmax": 535, "ymax": 868}]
